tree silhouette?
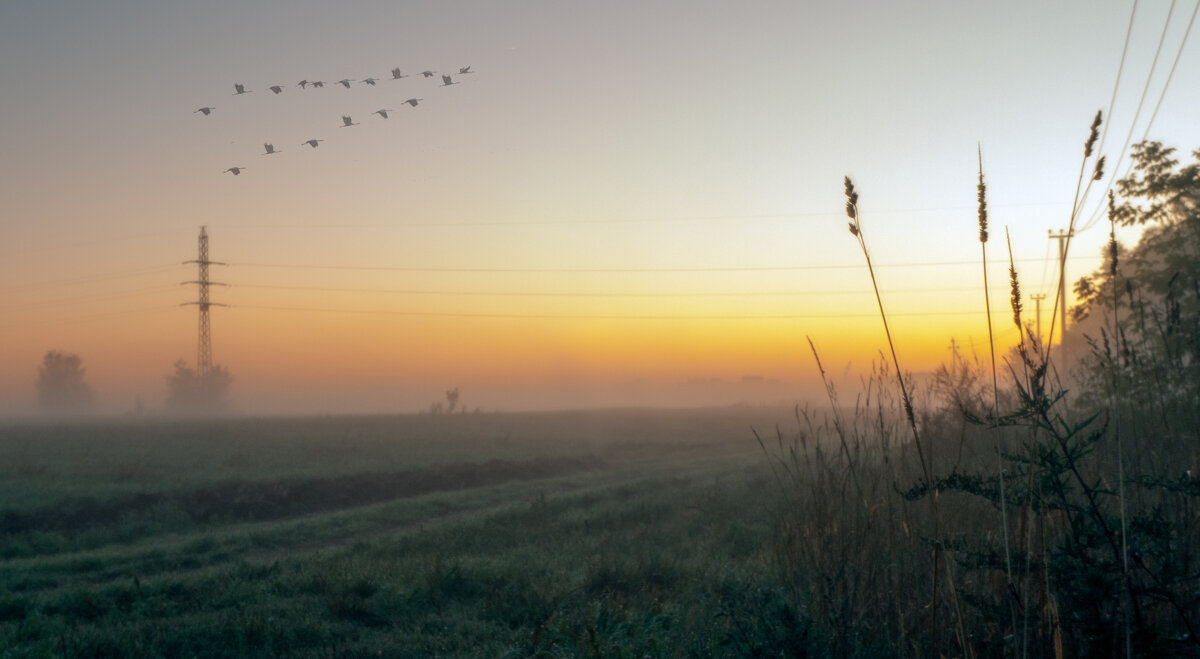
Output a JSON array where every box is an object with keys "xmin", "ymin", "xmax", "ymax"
[
  {"xmin": 36, "ymin": 351, "xmax": 93, "ymax": 413},
  {"xmin": 165, "ymin": 360, "xmax": 232, "ymax": 413}
]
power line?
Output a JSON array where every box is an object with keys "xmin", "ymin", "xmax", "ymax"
[
  {"xmin": 227, "ymin": 255, "xmax": 1095, "ymax": 274},
  {"xmin": 0, "ymin": 305, "xmax": 179, "ymax": 333},
  {"xmin": 214, "ymin": 200, "xmax": 1073, "ymax": 231},
  {"xmin": 1080, "ymin": 0, "xmax": 1199, "ymax": 232},
  {"xmin": 0, "ymin": 265, "xmax": 181, "ymax": 294},
  {"xmin": 0, "ymin": 285, "xmax": 177, "ymax": 313},
  {"xmin": 233, "ymin": 304, "xmax": 1020, "ymax": 321},
  {"xmin": 1079, "ymin": 0, "xmax": 1191, "ymax": 232},
  {"xmin": 1088, "ymin": 0, "xmax": 1141, "ymax": 190},
  {"xmin": 233, "ymin": 283, "xmax": 1021, "ymax": 298},
  {"xmin": 1037, "ymin": 236, "xmax": 1054, "ymax": 296},
  {"xmin": 1141, "ymin": 0, "xmax": 1200, "ymax": 139}
]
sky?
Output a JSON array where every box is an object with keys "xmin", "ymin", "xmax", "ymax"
[{"xmin": 1, "ymin": 0, "xmax": 1198, "ymax": 414}]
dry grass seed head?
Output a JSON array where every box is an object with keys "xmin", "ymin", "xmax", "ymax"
[
  {"xmin": 1005, "ymin": 227, "xmax": 1023, "ymax": 330},
  {"xmin": 1108, "ymin": 192, "xmax": 1119, "ymax": 276},
  {"xmin": 844, "ymin": 176, "xmax": 860, "ymax": 233},
  {"xmin": 1092, "ymin": 154, "xmax": 1106, "ymax": 182},
  {"xmin": 977, "ymin": 151, "xmax": 989, "ymax": 243},
  {"xmin": 1084, "ymin": 110, "xmax": 1102, "ymax": 157}
]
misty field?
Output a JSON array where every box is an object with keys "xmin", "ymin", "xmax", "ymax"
[{"xmin": 0, "ymin": 409, "xmax": 808, "ymax": 657}]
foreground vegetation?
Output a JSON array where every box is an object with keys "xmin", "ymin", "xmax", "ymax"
[{"xmin": 768, "ymin": 136, "xmax": 1200, "ymax": 657}]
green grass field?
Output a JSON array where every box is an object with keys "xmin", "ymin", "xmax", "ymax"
[{"xmin": 0, "ymin": 408, "xmax": 809, "ymax": 657}]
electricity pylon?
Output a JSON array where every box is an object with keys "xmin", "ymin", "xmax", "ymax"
[{"xmin": 182, "ymin": 226, "xmax": 227, "ymax": 376}]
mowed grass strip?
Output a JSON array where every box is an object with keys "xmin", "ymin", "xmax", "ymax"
[{"xmin": 1, "ymin": 452, "xmax": 801, "ymax": 657}]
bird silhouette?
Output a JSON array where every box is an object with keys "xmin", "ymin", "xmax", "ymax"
[
  {"xmin": 194, "ymin": 107, "xmax": 215, "ymax": 116},
  {"xmin": 233, "ymin": 83, "xmax": 250, "ymax": 95},
  {"xmin": 403, "ymin": 98, "xmax": 423, "ymax": 107},
  {"xmin": 458, "ymin": 66, "xmax": 472, "ymax": 74},
  {"xmin": 263, "ymin": 143, "xmax": 281, "ymax": 155},
  {"xmin": 441, "ymin": 74, "xmax": 457, "ymax": 86},
  {"xmin": 311, "ymin": 80, "xmax": 325, "ymax": 88},
  {"xmin": 374, "ymin": 109, "xmax": 394, "ymax": 119},
  {"xmin": 421, "ymin": 70, "xmax": 435, "ymax": 78},
  {"xmin": 361, "ymin": 77, "xmax": 378, "ymax": 86},
  {"xmin": 297, "ymin": 79, "xmax": 309, "ymax": 89},
  {"xmin": 302, "ymin": 139, "xmax": 323, "ymax": 148},
  {"xmin": 337, "ymin": 79, "xmax": 352, "ymax": 88},
  {"xmin": 224, "ymin": 167, "xmax": 245, "ymax": 175},
  {"xmin": 340, "ymin": 115, "xmax": 358, "ymax": 127},
  {"xmin": 268, "ymin": 85, "xmax": 284, "ymax": 94},
  {"xmin": 391, "ymin": 68, "xmax": 407, "ymax": 80}
]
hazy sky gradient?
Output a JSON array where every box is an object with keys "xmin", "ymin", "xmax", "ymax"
[{"xmin": 2, "ymin": 1, "xmax": 1198, "ymax": 413}]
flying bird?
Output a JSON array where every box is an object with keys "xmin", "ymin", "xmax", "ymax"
[
  {"xmin": 233, "ymin": 83, "xmax": 250, "ymax": 95},
  {"xmin": 194, "ymin": 107, "xmax": 215, "ymax": 115},
  {"xmin": 391, "ymin": 68, "xmax": 407, "ymax": 79},
  {"xmin": 403, "ymin": 98, "xmax": 423, "ymax": 107},
  {"xmin": 297, "ymin": 79, "xmax": 309, "ymax": 89},
  {"xmin": 441, "ymin": 74, "xmax": 457, "ymax": 86},
  {"xmin": 263, "ymin": 143, "xmax": 280, "ymax": 155},
  {"xmin": 302, "ymin": 139, "xmax": 323, "ymax": 148},
  {"xmin": 340, "ymin": 115, "xmax": 358, "ymax": 127},
  {"xmin": 373, "ymin": 109, "xmax": 394, "ymax": 119},
  {"xmin": 224, "ymin": 167, "xmax": 245, "ymax": 175},
  {"xmin": 311, "ymin": 80, "xmax": 325, "ymax": 88},
  {"xmin": 458, "ymin": 66, "xmax": 473, "ymax": 74},
  {"xmin": 361, "ymin": 77, "xmax": 378, "ymax": 86},
  {"xmin": 337, "ymin": 79, "xmax": 352, "ymax": 88},
  {"xmin": 421, "ymin": 70, "xmax": 435, "ymax": 78},
  {"xmin": 268, "ymin": 85, "xmax": 284, "ymax": 94}
]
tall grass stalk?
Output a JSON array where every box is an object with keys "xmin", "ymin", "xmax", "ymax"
[
  {"xmin": 1047, "ymin": 111, "xmax": 1104, "ymax": 356},
  {"xmin": 806, "ymin": 336, "xmax": 864, "ymax": 501},
  {"xmin": 978, "ymin": 145, "xmax": 999, "ymax": 416},
  {"xmin": 1108, "ymin": 190, "xmax": 1132, "ymax": 659},
  {"xmin": 842, "ymin": 177, "xmax": 928, "ymax": 483},
  {"xmin": 1004, "ymin": 227, "xmax": 1031, "ymax": 657},
  {"xmin": 979, "ymin": 152, "xmax": 1019, "ymax": 646},
  {"xmin": 844, "ymin": 176, "xmax": 941, "ymax": 656}
]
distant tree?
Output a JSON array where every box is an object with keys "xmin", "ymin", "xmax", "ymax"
[
  {"xmin": 36, "ymin": 351, "xmax": 93, "ymax": 413},
  {"xmin": 165, "ymin": 360, "xmax": 232, "ymax": 413},
  {"xmin": 445, "ymin": 387, "xmax": 460, "ymax": 414}
]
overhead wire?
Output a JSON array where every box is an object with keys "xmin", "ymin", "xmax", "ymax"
[
  {"xmin": 0, "ymin": 264, "xmax": 183, "ymax": 294},
  {"xmin": 1037, "ymin": 237, "xmax": 1054, "ymax": 296},
  {"xmin": 231, "ymin": 283, "xmax": 1020, "ymax": 298},
  {"xmin": 1079, "ymin": 0, "xmax": 1199, "ymax": 232},
  {"xmin": 232, "ymin": 304, "xmax": 1020, "ymax": 322},
  {"xmin": 226, "ymin": 255, "xmax": 1094, "ymax": 274},
  {"xmin": 0, "ymin": 285, "xmax": 178, "ymax": 313},
  {"xmin": 212, "ymin": 200, "xmax": 1072, "ymax": 230},
  {"xmin": 1078, "ymin": 0, "xmax": 1191, "ymax": 232},
  {"xmin": 1086, "ymin": 0, "xmax": 1141, "ymax": 199}
]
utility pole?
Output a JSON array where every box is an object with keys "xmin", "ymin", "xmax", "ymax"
[
  {"xmin": 183, "ymin": 226, "xmax": 227, "ymax": 376},
  {"xmin": 1030, "ymin": 293, "xmax": 1046, "ymax": 346},
  {"xmin": 1048, "ymin": 229, "xmax": 1072, "ymax": 345}
]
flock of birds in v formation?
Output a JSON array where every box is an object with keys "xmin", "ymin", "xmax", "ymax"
[{"xmin": 195, "ymin": 66, "xmax": 475, "ymax": 176}]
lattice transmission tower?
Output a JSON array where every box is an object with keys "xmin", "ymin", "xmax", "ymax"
[{"xmin": 183, "ymin": 226, "xmax": 227, "ymax": 376}]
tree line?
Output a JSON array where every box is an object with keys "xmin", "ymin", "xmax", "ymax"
[{"xmin": 33, "ymin": 352, "xmax": 231, "ymax": 415}]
